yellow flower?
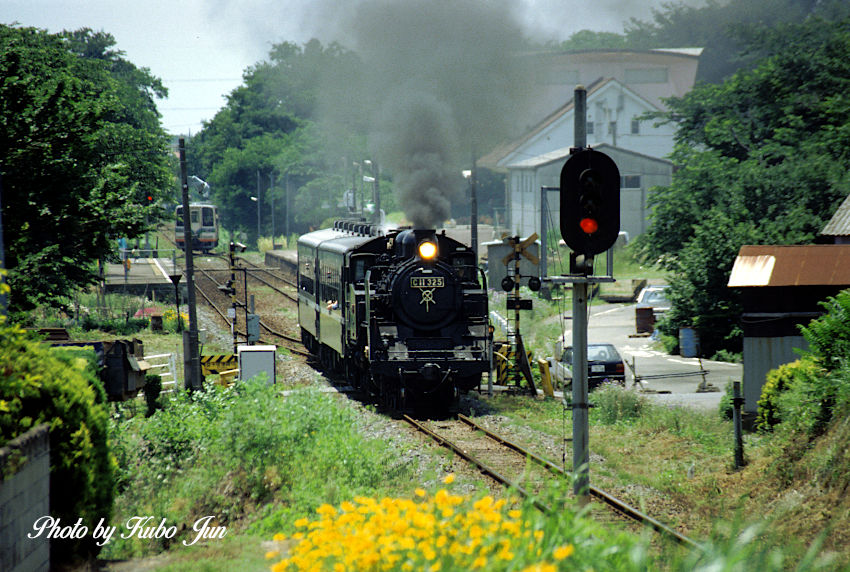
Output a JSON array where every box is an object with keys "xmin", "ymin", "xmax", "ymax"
[
  {"xmin": 415, "ymin": 488, "xmax": 427, "ymax": 497},
  {"xmin": 265, "ymin": 549, "xmax": 280, "ymax": 559},
  {"xmin": 443, "ymin": 473, "xmax": 455, "ymax": 484},
  {"xmin": 521, "ymin": 564, "xmax": 556, "ymax": 572},
  {"xmin": 554, "ymin": 544, "xmax": 575, "ymax": 560},
  {"xmin": 273, "ymin": 533, "xmax": 286, "ymax": 541},
  {"xmin": 317, "ymin": 504, "xmax": 337, "ymax": 516},
  {"xmin": 294, "ymin": 517, "xmax": 309, "ymax": 527}
]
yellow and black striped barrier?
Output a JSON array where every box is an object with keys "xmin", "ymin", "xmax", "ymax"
[
  {"xmin": 537, "ymin": 358, "xmax": 555, "ymax": 398},
  {"xmin": 200, "ymin": 354, "xmax": 237, "ymax": 376},
  {"xmin": 494, "ymin": 343, "xmax": 533, "ymax": 386}
]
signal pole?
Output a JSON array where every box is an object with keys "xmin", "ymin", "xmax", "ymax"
[
  {"xmin": 571, "ymin": 86, "xmax": 591, "ymax": 501},
  {"xmin": 552, "ymin": 85, "xmax": 620, "ymax": 501},
  {"xmin": 178, "ymin": 138, "xmax": 202, "ymax": 390}
]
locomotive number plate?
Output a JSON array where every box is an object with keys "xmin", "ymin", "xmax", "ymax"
[{"xmin": 411, "ymin": 276, "xmax": 444, "ymax": 288}]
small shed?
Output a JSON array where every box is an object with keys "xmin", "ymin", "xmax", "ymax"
[{"xmin": 728, "ymin": 245, "xmax": 850, "ymax": 413}]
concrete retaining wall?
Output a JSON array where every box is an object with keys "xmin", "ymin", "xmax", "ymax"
[{"xmin": 0, "ymin": 424, "xmax": 50, "ymax": 572}]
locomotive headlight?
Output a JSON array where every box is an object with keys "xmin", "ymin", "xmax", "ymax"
[{"xmin": 418, "ymin": 241, "xmax": 437, "ymax": 260}]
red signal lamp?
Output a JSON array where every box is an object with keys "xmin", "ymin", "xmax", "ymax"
[{"xmin": 580, "ymin": 217, "xmax": 599, "ymax": 234}]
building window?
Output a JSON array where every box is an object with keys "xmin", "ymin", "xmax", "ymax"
[
  {"xmin": 537, "ymin": 66, "xmax": 579, "ymax": 85},
  {"xmin": 608, "ymin": 121, "xmax": 617, "ymax": 135},
  {"xmin": 631, "ymin": 119, "xmax": 640, "ymax": 134},
  {"xmin": 587, "ymin": 121, "xmax": 594, "ymax": 135},
  {"xmin": 625, "ymin": 68, "xmax": 668, "ymax": 84},
  {"xmin": 621, "ymin": 175, "xmax": 641, "ymax": 189}
]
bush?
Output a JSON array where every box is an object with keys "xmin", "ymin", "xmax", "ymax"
[
  {"xmin": 777, "ymin": 363, "xmax": 850, "ymax": 440},
  {"xmin": 143, "ymin": 373, "xmax": 162, "ymax": 417},
  {"xmin": 592, "ymin": 383, "xmax": 647, "ymax": 425},
  {"xmin": 799, "ymin": 290, "xmax": 850, "ymax": 371},
  {"xmin": 766, "ymin": 290, "xmax": 850, "ymax": 438},
  {"xmin": 0, "ymin": 324, "xmax": 115, "ymax": 563},
  {"xmin": 80, "ymin": 313, "xmax": 148, "ymax": 335},
  {"xmin": 756, "ymin": 359, "xmax": 820, "ymax": 432}
]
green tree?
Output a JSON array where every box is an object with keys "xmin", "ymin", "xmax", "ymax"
[
  {"xmin": 624, "ymin": 0, "xmax": 824, "ymax": 82},
  {"xmin": 189, "ymin": 39, "xmax": 374, "ymax": 241},
  {"xmin": 638, "ymin": 15, "xmax": 850, "ymax": 355},
  {"xmin": 0, "ymin": 25, "xmax": 172, "ymax": 313}
]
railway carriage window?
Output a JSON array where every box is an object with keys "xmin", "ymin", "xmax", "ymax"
[
  {"xmin": 176, "ymin": 207, "xmax": 184, "ymax": 227},
  {"xmin": 191, "ymin": 210, "xmax": 200, "ymax": 224},
  {"xmin": 202, "ymin": 207, "xmax": 214, "ymax": 226}
]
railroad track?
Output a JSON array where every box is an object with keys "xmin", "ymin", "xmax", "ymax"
[
  {"xmin": 193, "ymin": 264, "xmax": 309, "ymax": 357},
  {"xmin": 403, "ymin": 413, "xmax": 702, "ymax": 551}
]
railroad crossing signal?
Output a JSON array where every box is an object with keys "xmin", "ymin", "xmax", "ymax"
[
  {"xmin": 559, "ymin": 148, "xmax": 620, "ymax": 257},
  {"xmin": 501, "ymin": 233, "xmax": 540, "ymax": 267}
]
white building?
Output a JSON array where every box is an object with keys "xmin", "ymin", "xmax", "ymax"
[
  {"xmin": 481, "ymin": 48, "xmax": 702, "ymax": 239},
  {"xmin": 504, "ymin": 143, "xmax": 673, "ymax": 241}
]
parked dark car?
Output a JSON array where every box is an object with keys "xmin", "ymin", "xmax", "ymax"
[{"xmin": 547, "ymin": 343, "xmax": 626, "ymax": 390}]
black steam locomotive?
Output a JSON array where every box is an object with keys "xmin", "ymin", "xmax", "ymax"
[{"xmin": 297, "ymin": 221, "xmax": 492, "ymax": 413}]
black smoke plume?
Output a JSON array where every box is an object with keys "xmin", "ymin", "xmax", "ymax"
[{"xmin": 333, "ymin": 0, "xmax": 533, "ymax": 228}]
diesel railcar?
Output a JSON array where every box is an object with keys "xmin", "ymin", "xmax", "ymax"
[
  {"xmin": 175, "ymin": 203, "xmax": 219, "ymax": 253},
  {"xmin": 297, "ymin": 221, "xmax": 492, "ymax": 413}
]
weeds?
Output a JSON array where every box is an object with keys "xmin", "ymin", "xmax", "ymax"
[{"xmin": 105, "ymin": 382, "xmax": 411, "ymax": 558}]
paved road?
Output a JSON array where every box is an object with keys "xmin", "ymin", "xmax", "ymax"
[{"xmin": 559, "ymin": 302, "xmax": 741, "ymax": 410}]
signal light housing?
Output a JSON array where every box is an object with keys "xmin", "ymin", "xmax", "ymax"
[{"xmin": 560, "ymin": 148, "xmax": 620, "ymax": 257}]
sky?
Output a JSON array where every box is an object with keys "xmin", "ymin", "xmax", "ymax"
[{"xmin": 2, "ymin": 0, "xmax": 674, "ymax": 136}]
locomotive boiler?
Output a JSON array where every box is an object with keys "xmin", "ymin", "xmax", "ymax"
[{"xmin": 297, "ymin": 221, "xmax": 492, "ymax": 414}]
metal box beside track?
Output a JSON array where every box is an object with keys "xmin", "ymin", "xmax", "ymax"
[{"xmin": 238, "ymin": 345, "xmax": 276, "ymax": 384}]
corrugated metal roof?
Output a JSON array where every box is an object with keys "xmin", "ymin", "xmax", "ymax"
[
  {"xmin": 728, "ymin": 245, "xmax": 850, "ymax": 287},
  {"xmin": 821, "ymin": 194, "xmax": 850, "ymax": 236}
]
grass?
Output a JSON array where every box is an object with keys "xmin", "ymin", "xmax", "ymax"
[
  {"xmin": 103, "ymin": 382, "xmax": 431, "ymax": 562},
  {"xmin": 480, "ymin": 390, "xmax": 845, "ymax": 569}
]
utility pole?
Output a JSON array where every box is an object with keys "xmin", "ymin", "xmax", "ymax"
[
  {"xmin": 371, "ymin": 161, "xmax": 380, "ymax": 225},
  {"xmin": 256, "ymin": 169, "xmax": 262, "ymax": 244},
  {"xmin": 178, "ymin": 138, "xmax": 202, "ymax": 391},
  {"xmin": 470, "ymin": 155, "xmax": 478, "ymax": 261},
  {"xmin": 0, "ymin": 171, "xmax": 6, "ymax": 317},
  {"xmin": 285, "ymin": 174, "xmax": 290, "ymax": 239},
  {"xmin": 270, "ymin": 172, "xmax": 275, "ymax": 243}
]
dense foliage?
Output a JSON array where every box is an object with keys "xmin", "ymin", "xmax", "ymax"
[
  {"xmin": 0, "ymin": 324, "xmax": 115, "ymax": 563},
  {"xmin": 0, "ymin": 25, "xmax": 173, "ymax": 313},
  {"xmin": 759, "ymin": 290, "xmax": 850, "ymax": 435},
  {"xmin": 105, "ymin": 381, "xmax": 406, "ymax": 557},
  {"xmin": 560, "ymin": 0, "xmax": 834, "ymax": 82},
  {"xmin": 635, "ymin": 13, "xmax": 850, "ymax": 356},
  {"xmin": 188, "ymin": 40, "xmax": 390, "ymax": 243}
]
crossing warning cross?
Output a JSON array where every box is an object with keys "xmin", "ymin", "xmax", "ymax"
[{"xmin": 502, "ymin": 233, "xmax": 540, "ymax": 266}]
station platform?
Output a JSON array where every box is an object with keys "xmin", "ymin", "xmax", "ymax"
[
  {"xmin": 264, "ymin": 249, "xmax": 297, "ymax": 274},
  {"xmin": 103, "ymin": 256, "xmax": 182, "ymax": 299}
]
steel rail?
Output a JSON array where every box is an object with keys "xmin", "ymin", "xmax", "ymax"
[
  {"xmin": 456, "ymin": 413, "xmax": 702, "ymax": 551},
  {"xmin": 238, "ymin": 257, "xmax": 298, "ymax": 289},
  {"xmin": 402, "ymin": 414, "xmax": 550, "ymax": 512},
  {"xmin": 407, "ymin": 413, "xmax": 701, "ymax": 551},
  {"xmin": 193, "ymin": 267, "xmax": 309, "ymax": 357}
]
